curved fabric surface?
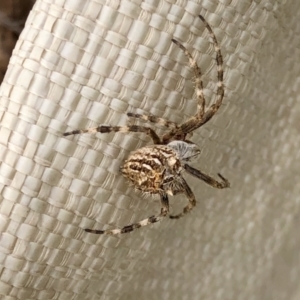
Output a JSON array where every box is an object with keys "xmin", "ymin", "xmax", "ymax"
[{"xmin": 0, "ymin": 0, "xmax": 299, "ymax": 299}]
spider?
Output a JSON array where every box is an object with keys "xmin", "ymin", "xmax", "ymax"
[{"xmin": 64, "ymin": 15, "xmax": 230, "ymax": 235}]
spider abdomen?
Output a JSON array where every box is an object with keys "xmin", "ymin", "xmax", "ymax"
[{"xmin": 121, "ymin": 145, "xmax": 181, "ymax": 194}]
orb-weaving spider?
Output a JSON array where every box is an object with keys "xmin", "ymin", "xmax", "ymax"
[{"xmin": 64, "ymin": 15, "xmax": 229, "ymax": 235}]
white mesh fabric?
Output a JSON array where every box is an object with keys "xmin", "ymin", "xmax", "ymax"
[{"xmin": 0, "ymin": 0, "xmax": 300, "ymax": 299}]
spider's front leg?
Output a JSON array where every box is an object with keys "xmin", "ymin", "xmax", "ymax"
[
  {"xmin": 64, "ymin": 124, "xmax": 161, "ymax": 144},
  {"xmin": 165, "ymin": 14, "xmax": 225, "ymax": 141},
  {"xmin": 184, "ymin": 164, "xmax": 230, "ymax": 189},
  {"xmin": 171, "ymin": 38, "xmax": 205, "ymax": 119},
  {"xmin": 85, "ymin": 193, "xmax": 170, "ymax": 235},
  {"xmin": 127, "ymin": 112, "xmax": 178, "ymax": 129}
]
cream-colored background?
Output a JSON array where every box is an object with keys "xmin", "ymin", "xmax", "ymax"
[{"xmin": 0, "ymin": 0, "xmax": 299, "ymax": 299}]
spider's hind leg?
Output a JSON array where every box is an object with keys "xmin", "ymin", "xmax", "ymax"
[{"xmin": 85, "ymin": 194, "xmax": 170, "ymax": 235}]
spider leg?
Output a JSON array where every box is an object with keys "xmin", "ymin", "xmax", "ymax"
[
  {"xmin": 182, "ymin": 15, "xmax": 224, "ymax": 133},
  {"xmin": 85, "ymin": 194, "xmax": 170, "ymax": 235},
  {"xmin": 127, "ymin": 112, "xmax": 178, "ymax": 128},
  {"xmin": 162, "ymin": 38, "xmax": 205, "ymax": 144},
  {"xmin": 169, "ymin": 177, "xmax": 196, "ymax": 219},
  {"xmin": 171, "ymin": 39, "xmax": 205, "ymax": 118},
  {"xmin": 164, "ymin": 15, "xmax": 225, "ymax": 142},
  {"xmin": 184, "ymin": 164, "xmax": 230, "ymax": 189},
  {"xmin": 194, "ymin": 15, "xmax": 224, "ymax": 126},
  {"xmin": 64, "ymin": 125, "xmax": 161, "ymax": 144}
]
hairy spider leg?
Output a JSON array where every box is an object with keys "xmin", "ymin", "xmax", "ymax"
[
  {"xmin": 184, "ymin": 164, "xmax": 230, "ymax": 189},
  {"xmin": 181, "ymin": 15, "xmax": 225, "ymax": 133},
  {"xmin": 85, "ymin": 194, "xmax": 170, "ymax": 235},
  {"xmin": 171, "ymin": 39, "xmax": 205, "ymax": 118},
  {"xmin": 127, "ymin": 112, "xmax": 178, "ymax": 129},
  {"xmin": 64, "ymin": 125, "xmax": 161, "ymax": 144},
  {"xmin": 163, "ymin": 14, "xmax": 225, "ymax": 143},
  {"xmin": 169, "ymin": 177, "xmax": 196, "ymax": 219}
]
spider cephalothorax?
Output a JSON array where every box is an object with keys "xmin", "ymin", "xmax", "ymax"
[{"xmin": 64, "ymin": 15, "xmax": 230, "ymax": 235}]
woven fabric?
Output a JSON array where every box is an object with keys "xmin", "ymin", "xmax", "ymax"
[{"xmin": 0, "ymin": 0, "xmax": 300, "ymax": 299}]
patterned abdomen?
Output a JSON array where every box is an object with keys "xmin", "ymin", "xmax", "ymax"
[{"xmin": 121, "ymin": 145, "xmax": 181, "ymax": 194}]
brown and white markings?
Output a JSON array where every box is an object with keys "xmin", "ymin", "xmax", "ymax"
[{"xmin": 64, "ymin": 15, "xmax": 230, "ymax": 235}]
